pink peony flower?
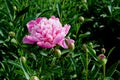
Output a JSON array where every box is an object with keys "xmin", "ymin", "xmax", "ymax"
[{"xmin": 23, "ymin": 16, "xmax": 74, "ymax": 48}]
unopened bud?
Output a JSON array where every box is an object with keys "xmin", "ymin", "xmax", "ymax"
[
  {"xmin": 20, "ymin": 56, "xmax": 26, "ymax": 64},
  {"xmin": 88, "ymin": 42, "xmax": 93, "ymax": 48},
  {"xmin": 13, "ymin": 6, "xmax": 17, "ymax": 11},
  {"xmin": 11, "ymin": 38, "xmax": 17, "ymax": 44},
  {"xmin": 79, "ymin": 16, "xmax": 84, "ymax": 22},
  {"xmin": 101, "ymin": 48, "xmax": 106, "ymax": 54},
  {"xmin": 9, "ymin": 22, "xmax": 14, "ymax": 27},
  {"xmin": 30, "ymin": 76, "xmax": 39, "ymax": 80},
  {"xmin": 71, "ymin": 74, "xmax": 77, "ymax": 78},
  {"xmin": 9, "ymin": 31, "xmax": 15, "ymax": 37},
  {"xmin": 68, "ymin": 43, "xmax": 75, "ymax": 51},
  {"xmin": 82, "ymin": 44, "xmax": 88, "ymax": 52},
  {"xmin": 98, "ymin": 54, "xmax": 107, "ymax": 65},
  {"xmin": 65, "ymin": 39, "xmax": 75, "ymax": 51},
  {"xmin": 54, "ymin": 49, "xmax": 62, "ymax": 58},
  {"xmin": 82, "ymin": 0, "xmax": 87, "ymax": 3}
]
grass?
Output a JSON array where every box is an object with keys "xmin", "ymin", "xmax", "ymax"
[{"xmin": 0, "ymin": 0, "xmax": 120, "ymax": 80}]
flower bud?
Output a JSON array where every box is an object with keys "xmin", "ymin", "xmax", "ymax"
[
  {"xmin": 98, "ymin": 54, "xmax": 107, "ymax": 65},
  {"xmin": 82, "ymin": 0, "xmax": 87, "ymax": 3},
  {"xmin": 11, "ymin": 38, "xmax": 17, "ymax": 44},
  {"xmin": 88, "ymin": 42, "xmax": 93, "ymax": 48},
  {"xmin": 82, "ymin": 44, "xmax": 88, "ymax": 52},
  {"xmin": 13, "ymin": 6, "xmax": 17, "ymax": 11},
  {"xmin": 9, "ymin": 22, "xmax": 14, "ymax": 27},
  {"xmin": 71, "ymin": 74, "xmax": 77, "ymax": 78},
  {"xmin": 9, "ymin": 31, "xmax": 15, "ymax": 37},
  {"xmin": 54, "ymin": 49, "xmax": 62, "ymax": 58},
  {"xmin": 101, "ymin": 48, "xmax": 106, "ymax": 54},
  {"xmin": 79, "ymin": 16, "xmax": 84, "ymax": 22},
  {"xmin": 68, "ymin": 43, "xmax": 75, "ymax": 51},
  {"xmin": 20, "ymin": 56, "xmax": 26, "ymax": 64},
  {"xmin": 30, "ymin": 76, "xmax": 39, "ymax": 80}
]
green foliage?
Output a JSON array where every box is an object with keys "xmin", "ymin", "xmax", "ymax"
[{"xmin": 0, "ymin": 0, "xmax": 120, "ymax": 80}]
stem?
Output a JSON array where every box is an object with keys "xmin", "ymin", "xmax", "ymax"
[
  {"xmin": 75, "ymin": 24, "xmax": 81, "ymax": 40},
  {"xmin": 86, "ymin": 51, "xmax": 88, "ymax": 80},
  {"xmin": 103, "ymin": 64, "xmax": 106, "ymax": 80}
]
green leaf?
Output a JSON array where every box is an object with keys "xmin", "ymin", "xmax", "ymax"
[
  {"xmin": 79, "ymin": 33, "xmax": 90, "ymax": 39},
  {"xmin": 15, "ymin": 6, "xmax": 29, "ymax": 20},
  {"xmin": 7, "ymin": 60, "xmax": 20, "ymax": 68},
  {"xmin": 56, "ymin": 2, "xmax": 61, "ymax": 18},
  {"xmin": 86, "ymin": 45, "xmax": 98, "ymax": 61},
  {"xmin": 0, "ymin": 40, "xmax": 4, "ymax": 44},
  {"xmin": 0, "ymin": 9, "xmax": 8, "ymax": 17},
  {"xmin": 40, "ymin": 51, "xmax": 48, "ymax": 56},
  {"xmin": 4, "ymin": 0, "xmax": 14, "ymax": 21},
  {"xmin": 108, "ymin": 5, "xmax": 112, "ymax": 15},
  {"xmin": 89, "ymin": 64, "xmax": 101, "ymax": 79},
  {"xmin": 0, "ymin": 62, "xmax": 6, "ymax": 71},
  {"xmin": 37, "ymin": 10, "xmax": 51, "ymax": 17},
  {"xmin": 70, "ymin": 56, "xmax": 77, "ymax": 71},
  {"xmin": 106, "ymin": 61, "xmax": 120, "ymax": 77},
  {"xmin": 105, "ymin": 77, "xmax": 114, "ymax": 80},
  {"xmin": 107, "ymin": 47, "xmax": 115, "ymax": 58},
  {"xmin": 15, "ymin": 70, "xmax": 24, "ymax": 75},
  {"xmin": 16, "ymin": 26, "xmax": 23, "ymax": 43},
  {"xmin": 20, "ymin": 58, "xmax": 30, "ymax": 80},
  {"xmin": 80, "ymin": 53, "xmax": 86, "ymax": 69},
  {"xmin": 30, "ymin": 52, "xmax": 37, "ymax": 61},
  {"xmin": 9, "ymin": 52, "xmax": 18, "ymax": 59},
  {"xmin": 11, "ymin": 0, "xmax": 22, "ymax": 10}
]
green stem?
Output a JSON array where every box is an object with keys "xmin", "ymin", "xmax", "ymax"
[
  {"xmin": 86, "ymin": 51, "xmax": 88, "ymax": 80},
  {"xmin": 103, "ymin": 64, "xmax": 106, "ymax": 80}
]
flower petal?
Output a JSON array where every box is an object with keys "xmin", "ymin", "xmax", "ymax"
[
  {"xmin": 66, "ymin": 39, "xmax": 74, "ymax": 44},
  {"xmin": 35, "ymin": 18, "xmax": 42, "ymax": 23},
  {"xmin": 50, "ymin": 16, "xmax": 59, "ymax": 20},
  {"xmin": 58, "ymin": 39, "xmax": 74, "ymax": 49},
  {"xmin": 53, "ymin": 33, "xmax": 65, "ymax": 44},
  {"xmin": 58, "ymin": 39, "xmax": 68, "ymax": 48},
  {"xmin": 27, "ymin": 20, "xmax": 36, "ymax": 32},
  {"xmin": 63, "ymin": 24, "xmax": 71, "ymax": 34},
  {"xmin": 43, "ymin": 42, "xmax": 54, "ymax": 48},
  {"xmin": 37, "ymin": 41, "xmax": 44, "ymax": 47},
  {"xmin": 23, "ymin": 35, "xmax": 37, "ymax": 44},
  {"xmin": 37, "ymin": 42, "xmax": 54, "ymax": 48}
]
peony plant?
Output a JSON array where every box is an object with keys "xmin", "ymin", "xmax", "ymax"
[{"xmin": 23, "ymin": 16, "xmax": 74, "ymax": 48}]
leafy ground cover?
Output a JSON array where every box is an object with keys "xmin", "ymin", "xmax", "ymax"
[{"xmin": 0, "ymin": 0, "xmax": 120, "ymax": 80}]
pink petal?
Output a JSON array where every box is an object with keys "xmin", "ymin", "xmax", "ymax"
[
  {"xmin": 66, "ymin": 39, "xmax": 74, "ymax": 44},
  {"xmin": 37, "ymin": 41, "xmax": 44, "ymax": 47},
  {"xmin": 27, "ymin": 20, "xmax": 36, "ymax": 32},
  {"xmin": 23, "ymin": 35, "xmax": 37, "ymax": 44},
  {"xmin": 58, "ymin": 39, "xmax": 68, "ymax": 48},
  {"xmin": 35, "ymin": 18, "xmax": 42, "ymax": 23},
  {"xmin": 63, "ymin": 24, "xmax": 71, "ymax": 34},
  {"xmin": 58, "ymin": 39, "xmax": 74, "ymax": 49},
  {"xmin": 50, "ymin": 16, "xmax": 59, "ymax": 20},
  {"xmin": 43, "ymin": 42, "xmax": 54, "ymax": 48},
  {"xmin": 37, "ymin": 42, "xmax": 54, "ymax": 48},
  {"xmin": 53, "ymin": 33, "xmax": 65, "ymax": 44}
]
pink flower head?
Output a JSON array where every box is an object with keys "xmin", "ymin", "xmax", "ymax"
[
  {"xmin": 23, "ymin": 16, "xmax": 74, "ymax": 48},
  {"xmin": 98, "ymin": 54, "xmax": 106, "ymax": 60}
]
